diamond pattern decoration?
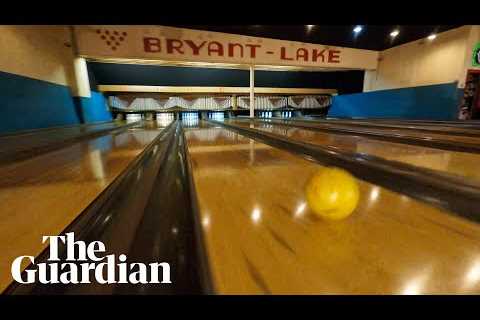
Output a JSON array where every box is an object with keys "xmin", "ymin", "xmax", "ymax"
[{"xmin": 96, "ymin": 29, "xmax": 127, "ymax": 51}]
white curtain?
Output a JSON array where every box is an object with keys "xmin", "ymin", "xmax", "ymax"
[
  {"xmin": 110, "ymin": 96, "xmax": 232, "ymax": 111},
  {"xmin": 287, "ymin": 96, "xmax": 331, "ymax": 109},
  {"xmin": 238, "ymin": 95, "xmax": 330, "ymax": 109},
  {"xmin": 110, "ymin": 94, "xmax": 331, "ymax": 111}
]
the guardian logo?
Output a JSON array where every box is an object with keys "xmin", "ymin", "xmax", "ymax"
[{"xmin": 11, "ymin": 233, "xmax": 171, "ymax": 285}]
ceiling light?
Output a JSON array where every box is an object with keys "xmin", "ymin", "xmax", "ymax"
[
  {"xmin": 353, "ymin": 25, "xmax": 363, "ymax": 33},
  {"xmin": 390, "ymin": 30, "xmax": 399, "ymax": 38},
  {"xmin": 306, "ymin": 25, "xmax": 314, "ymax": 29},
  {"xmin": 427, "ymin": 34, "xmax": 436, "ymax": 40}
]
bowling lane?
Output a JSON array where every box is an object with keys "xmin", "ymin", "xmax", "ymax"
[
  {"xmin": 185, "ymin": 121, "xmax": 480, "ymax": 294},
  {"xmin": 0, "ymin": 120, "xmax": 144, "ymax": 167},
  {"xmin": 325, "ymin": 118, "xmax": 480, "ymax": 130},
  {"xmin": 0, "ymin": 121, "xmax": 132, "ymax": 153},
  {"xmin": 227, "ymin": 119, "xmax": 480, "ymax": 184},
  {"xmin": 288, "ymin": 119, "xmax": 480, "ymax": 144},
  {"xmin": 0, "ymin": 122, "xmax": 169, "ymax": 292}
]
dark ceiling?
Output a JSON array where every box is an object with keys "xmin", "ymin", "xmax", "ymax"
[{"xmin": 165, "ymin": 25, "xmax": 463, "ymax": 51}]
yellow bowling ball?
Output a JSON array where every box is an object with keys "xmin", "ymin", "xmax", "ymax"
[{"xmin": 305, "ymin": 167, "xmax": 360, "ymax": 220}]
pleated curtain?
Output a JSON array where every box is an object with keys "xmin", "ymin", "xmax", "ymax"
[{"xmin": 110, "ymin": 95, "xmax": 331, "ymax": 111}]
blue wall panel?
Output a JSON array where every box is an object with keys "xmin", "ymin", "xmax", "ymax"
[
  {"xmin": 329, "ymin": 82, "xmax": 461, "ymax": 120},
  {"xmin": 0, "ymin": 71, "xmax": 81, "ymax": 134},
  {"xmin": 75, "ymin": 91, "xmax": 112, "ymax": 123}
]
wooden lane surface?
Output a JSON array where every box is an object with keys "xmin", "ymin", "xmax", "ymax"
[
  {"xmin": 292, "ymin": 120, "xmax": 480, "ymax": 144},
  {"xmin": 0, "ymin": 124, "xmax": 166, "ymax": 292},
  {"xmin": 228, "ymin": 119, "xmax": 480, "ymax": 184},
  {"xmin": 185, "ymin": 121, "xmax": 480, "ymax": 294},
  {"xmin": 317, "ymin": 119, "xmax": 480, "ymax": 134},
  {"xmin": 0, "ymin": 121, "xmax": 127, "ymax": 155}
]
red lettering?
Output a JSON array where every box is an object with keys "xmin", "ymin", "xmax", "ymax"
[
  {"xmin": 184, "ymin": 40, "xmax": 206, "ymax": 55},
  {"xmin": 228, "ymin": 43, "xmax": 244, "ymax": 57},
  {"xmin": 328, "ymin": 50, "xmax": 341, "ymax": 63},
  {"xmin": 280, "ymin": 47, "xmax": 293, "ymax": 60},
  {"xmin": 296, "ymin": 48, "xmax": 309, "ymax": 61},
  {"xmin": 143, "ymin": 37, "xmax": 161, "ymax": 53},
  {"xmin": 245, "ymin": 44, "xmax": 261, "ymax": 58},
  {"xmin": 312, "ymin": 49, "xmax": 326, "ymax": 62},
  {"xmin": 208, "ymin": 41, "xmax": 224, "ymax": 56},
  {"xmin": 166, "ymin": 39, "xmax": 184, "ymax": 54}
]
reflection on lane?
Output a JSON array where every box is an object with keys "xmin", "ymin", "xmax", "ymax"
[
  {"xmin": 228, "ymin": 120, "xmax": 480, "ymax": 184},
  {"xmin": 185, "ymin": 121, "xmax": 480, "ymax": 294}
]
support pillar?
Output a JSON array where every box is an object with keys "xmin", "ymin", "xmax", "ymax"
[
  {"xmin": 249, "ymin": 65, "xmax": 255, "ymax": 118},
  {"xmin": 232, "ymin": 95, "xmax": 238, "ymax": 110},
  {"xmin": 72, "ymin": 57, "xmax": 92, "ymax": 123},
  {"xmin": 73, "ymin": 57, "xmax": 91, "ymax": 98}
]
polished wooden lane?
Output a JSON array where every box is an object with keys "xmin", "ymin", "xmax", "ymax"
[
  {"xmin": 0, "ymin": 121, "xmax": 132, "ymax": 156},
  {"xmin": 227, "ymin": 119, "xmax": 480, "ymax": 184},
  {"xmin": 0, "ymin": 123, "xmax": 167, "ymax": 292},
  {"xmin": 317, "ymin": 119, "xmax": 480, "ymax": 135},
  {"xmin": 293, "ymin": 120, "xmax": 480, "ymax": 144},
  {"xmin": 185, "ymin": 121, "xmax": 480, "ymax": 294}
]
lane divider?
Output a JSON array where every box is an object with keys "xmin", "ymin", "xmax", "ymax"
[
  {"xmin": 249, "ymin": 118, "xmax": 480, "ymax": 154},
  {"xmin": 282, "ymin": 117, "xmax": 480, "ymax": 136}
]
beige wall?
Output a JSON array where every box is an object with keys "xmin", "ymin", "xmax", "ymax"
[
  {"xmin": 0, "ymin": 26, "xmax": 76, "ymax": 88},
  {"xmin": 364, "ymin": 26, "xmax": 475, "ymax": 92},
  {"xmin": 5, "ymin": 25, "xmax": 478, "ymax": 95}
]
